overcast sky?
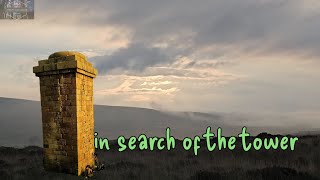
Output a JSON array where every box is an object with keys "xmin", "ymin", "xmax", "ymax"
[{"xmin": 0, "ymin": 0, "xmax": 320, "ymax": 127}]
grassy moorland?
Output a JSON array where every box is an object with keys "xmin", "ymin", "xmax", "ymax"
[{"xmin": 0, "ymin": 134, "xmax": 319, "ymax": 180}]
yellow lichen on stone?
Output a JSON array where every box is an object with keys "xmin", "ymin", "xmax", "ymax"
[{"xmin": 48, "ymin": 51, "xmax": 87, "ymax": 61}]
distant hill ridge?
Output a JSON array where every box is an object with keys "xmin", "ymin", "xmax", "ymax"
[{"xmin": 0, "ymin": 97, "xmax": 318, "ymax": 147}]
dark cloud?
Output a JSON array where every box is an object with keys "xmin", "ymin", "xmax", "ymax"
[
  {"xmin": 38, "ymin": 0, "xmax": 320, "ymax": 71},
  {"xmin": 93, "ymin": 43, "xmax": 172, "ymax": 74}
]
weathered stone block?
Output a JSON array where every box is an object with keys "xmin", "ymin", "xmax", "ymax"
[
  {"xmin": 39, "ymin": 60, "xmax": 49, "ymax": 66},
  {"xmin": 33, "ymin": 66, "xmax": 44, "ymax": 73}
]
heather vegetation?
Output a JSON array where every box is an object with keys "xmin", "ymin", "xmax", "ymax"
[{"xmin": 0, "ymin": 134, "xmax": 319, "ymax": 180}]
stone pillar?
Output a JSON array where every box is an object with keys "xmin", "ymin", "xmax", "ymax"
[{"xmin": 33, "ymin": 51, "xmax": 98, "ymax": 176}]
